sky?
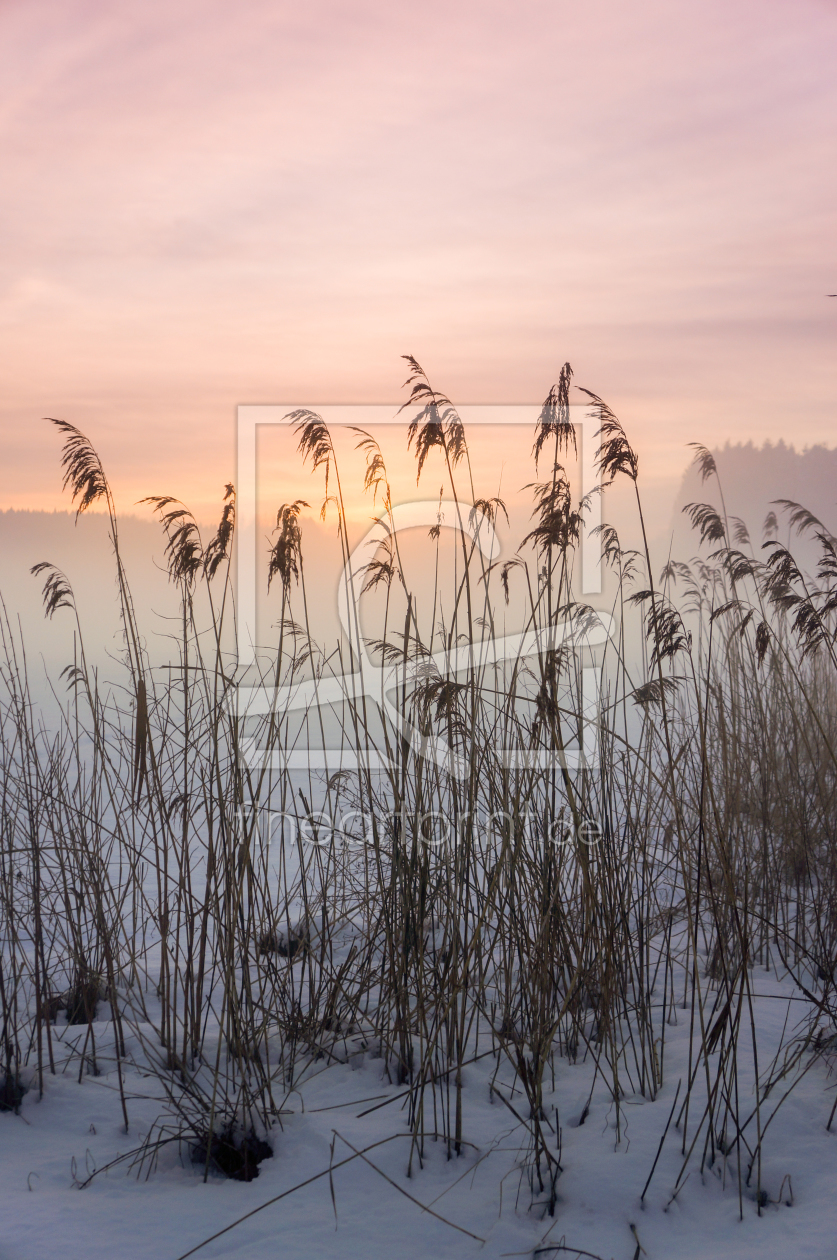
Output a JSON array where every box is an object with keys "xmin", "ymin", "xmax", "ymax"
[{"xmin": 1, "ymin": 0, "xmax": 835, "ymax": 533}]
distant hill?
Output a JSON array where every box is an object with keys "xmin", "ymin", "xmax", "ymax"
[{"xmin": 668, "ymin": 440, "xmax": 837, "ymax": 563}]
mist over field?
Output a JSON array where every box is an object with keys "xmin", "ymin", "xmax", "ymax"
[{"xmin": 5, "ymin": 435, "xmax": 835, "ymax": 694}]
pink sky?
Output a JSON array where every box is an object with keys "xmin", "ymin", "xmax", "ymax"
[{"xmin": 1, "ymin": 0, "xmax": 835, "ymax": 530}]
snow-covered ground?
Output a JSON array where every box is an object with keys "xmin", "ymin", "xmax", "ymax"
[{"xmin": 3, "ymin": 961, "xmax": 836, "ymax": 1260}]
